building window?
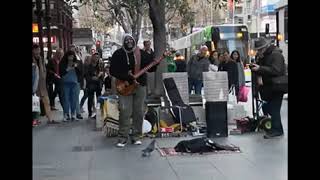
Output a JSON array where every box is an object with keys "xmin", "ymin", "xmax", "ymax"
[{"xmin": 284, "ymin": 7, "xmax": 288, "ymax": 42}]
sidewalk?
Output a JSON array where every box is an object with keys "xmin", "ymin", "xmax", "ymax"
[{"xmin": 33, "ymin": 101, "xmax": 287, "ymax": 180}]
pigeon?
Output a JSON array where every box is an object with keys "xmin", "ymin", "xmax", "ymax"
[{"xmin": 142, "ymin": 139, "xmax": 156, "ymax": 157}]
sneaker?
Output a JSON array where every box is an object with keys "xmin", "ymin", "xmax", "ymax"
[
  {"xmin": 71, "ymin": 115, "xmax": 77, "ymax": 121},
  {"xmin": 264, "ymin": 132, "xmax": 284, "ymax": 139},
  {"xmin": 32, "ymin": 120, "xmax": 38, "ymax": 127},
  {"xmin": 47, "ymin": 120, "xmax": 60, "ymax": 124},
  {"xmin": 90, "ymin": 113, "xmax": 96, "ymax": 119},
  {"xmin": 67, "ymin": 114, "xmax": 71, "ymax": 120},
  {"xmin": 76, "ymin": 114, "xmax": 83, "ymax": 120},
  {"xmin": 132, "ymin": 140, "xmax": 142, "ymax": 145},
  {"xmin": 51, "ymin": 107, "xmax": 58, "ymax": 111},
  {"xmin": 63, "ymin": 114, "xmax": 69, "ymax": 122},
  {"xmin": 116, "ymin": 139, "xmax": 128, "ymax": 148}
]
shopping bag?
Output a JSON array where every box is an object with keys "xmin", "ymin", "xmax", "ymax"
[
  {"xmin": 32, "ymin": 95, "xmax": 40, "ymax": 112},
  {"xmin": 238, "ymin": 85, "xmax": 250, "ymax": 102},
  {"xmin": 142, "ymin": 119, "xmax": 152, "ymax": 134},
  {"xmin": 228, "ymin": 86, "xmax": 237, "ymax": 105}
]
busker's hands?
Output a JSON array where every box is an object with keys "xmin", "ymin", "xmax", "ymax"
[
  {"xmin": 250, "ymin": 63, "xmax": 260, "ymax": 72},
  {"xmin": 128, "ymin": 71, "xmax": 139, "ymax": 85}
]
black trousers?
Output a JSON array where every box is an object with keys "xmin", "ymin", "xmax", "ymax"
[
  {"xmin": 87, "ymin": 84, "xmax": 102, "ymax": 116},
  {"xmin": 263, "ymin": 93, "xmax": 284, "ymax": 134},
  {"xmin": 80, "ymin": 88, "xmax": 88, "ymax": 108},
  {"xmin": 48, "ymin": 80, "xmax": 64, "ymax": 108}
]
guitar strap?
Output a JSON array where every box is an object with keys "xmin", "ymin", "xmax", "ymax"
[{"xmin": 134, "ymin": 48, "xmax": 141, "ymax": 75}]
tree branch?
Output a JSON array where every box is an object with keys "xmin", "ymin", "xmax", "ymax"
[{"xmin": 166, "ymin": 6, "xmax": 178, "ymax": 23}]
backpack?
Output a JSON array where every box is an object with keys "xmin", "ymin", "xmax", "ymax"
[{"xmin": 144, "ymin": 107, "xmax": 158, "ymax": 128}]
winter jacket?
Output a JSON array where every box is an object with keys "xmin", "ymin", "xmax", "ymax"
[
  {"xmin": 187, "ymin": 54, "xmax": 210, "ymax": 80},
  {"xmin": 46, "ymin": 58, "xmax": 61, "ymax": 84},
  {"xmin": 60, "ymin": 59, "xmax": 83, "ymax": 86},
  {"xmin": 85, "ymin": 63, "xmax": 104, "ymax": 89},
  {"xmin": 218, "ymin": 60, "xmax": 239, "ymax": 90},
  {"xmin": 255, "ymin": 45, "xmax": 286, "ymax": 100}
]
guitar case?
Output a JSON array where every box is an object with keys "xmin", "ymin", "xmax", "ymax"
[{"xmin": 163, "ymin": 78, "xmax": 196, "ymax": 125}]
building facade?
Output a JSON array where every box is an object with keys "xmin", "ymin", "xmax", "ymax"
[{"xmin": 32, "ymin": 0, "xmax": 73, "ymax": 53}]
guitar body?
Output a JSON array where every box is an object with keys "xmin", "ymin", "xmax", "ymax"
[
  {"xmin": 114, "ymin": 51, "xmax": 170, "ymax": 96},
  {"xmin": 115, "ymin": 79, "xmax": 138, "ymax": 96}
]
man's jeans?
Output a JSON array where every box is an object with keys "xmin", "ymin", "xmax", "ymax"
[{"xmin": 188, "ymin": 78, "xmax": 203, "ymax": 95}]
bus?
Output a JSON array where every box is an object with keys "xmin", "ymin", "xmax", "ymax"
[{"xmin": 170, "ymin": 24, "xmax": 250, "ymax": 64}]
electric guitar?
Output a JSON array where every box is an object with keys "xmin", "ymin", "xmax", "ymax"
[{"xmin": 116, "ymin": 51, "xmax": 171, "ymax": 96}]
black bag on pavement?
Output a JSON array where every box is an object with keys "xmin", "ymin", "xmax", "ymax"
[
  {"xmin": 144, "ymin": 107, "xmax": 158, "ymax": 128},
  {"xmin": 174, "ymin": 137, "xmax": 239, "ymax": 153}
]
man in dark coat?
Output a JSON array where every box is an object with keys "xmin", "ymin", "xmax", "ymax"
[
  {"xmin": 251, "ymin": 37, "xmax": 287, "ymax": 139},
  {"xmin": 110, "ymin": 34, "xmax": 158, "ymax": 148}
]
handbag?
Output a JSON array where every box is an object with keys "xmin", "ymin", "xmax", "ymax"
[
  {"xmin": 238, "ymin": 85, "xmax": 249, "ymax": 102},
  {"xmin": 32, "ymin": 95, "xmax": 40, "ymax": 112},
  {"xmin": 272, "ymin": 75, "xmax": 288, "ymax": 93}
]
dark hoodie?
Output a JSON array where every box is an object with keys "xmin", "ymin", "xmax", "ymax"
[
  {"xmin": 109, "ymin": 34, "xmax": 157, "ymax": 86},
  {"xmin": 255, "ymin": 45, "xmax": 286, "ymax": 100}
]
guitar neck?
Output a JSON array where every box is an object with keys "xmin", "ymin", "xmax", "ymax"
[{"xmin": 133, "ymin": 56, "xmax": 163, "ymax": 79}]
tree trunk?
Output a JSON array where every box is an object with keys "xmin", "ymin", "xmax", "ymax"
[{"xmin": 147, "ymin": 0, "xmax": 167, "ymax": 96}]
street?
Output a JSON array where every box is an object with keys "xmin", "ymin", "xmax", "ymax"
[{"xmin": 33, "ymin": 100, "xmax": 287, "ymax": 180}]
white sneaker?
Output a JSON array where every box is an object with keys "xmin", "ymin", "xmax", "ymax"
[
  {"xmin": 90, "ymin": 113, "xmax": 96, "ymax": 118},
  {"xmin": 62, "ymin": 114, "xmax": 69, "ymax": 122},
  {"xmin": 116, "ymin": 139, "xmax": 127, "ymax": 148},
  {"xmin": 132, "ymin": 140, "xmax": 142, "ymax": 145}
]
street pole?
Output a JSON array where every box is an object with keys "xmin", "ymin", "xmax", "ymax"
[
  {"xmin": 35, "ymin": 0, "xmax": 44, "ymax": 59},
  {"xmin": 45, "ymin": 0, "xmax": 52, "ymax": 60},
  {"xmin": 257, "ymin": 0, "xmax": 260, "ymax": 37}
]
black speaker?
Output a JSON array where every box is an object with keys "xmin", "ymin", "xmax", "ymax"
[{"xmin": 205, "ymin": 101, "xmax": 228, "ymax": 138}]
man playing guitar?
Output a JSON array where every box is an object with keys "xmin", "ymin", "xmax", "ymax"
[{"xmin": 110, "ymin": 34, "xmax": 164, "ymax": 147}]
